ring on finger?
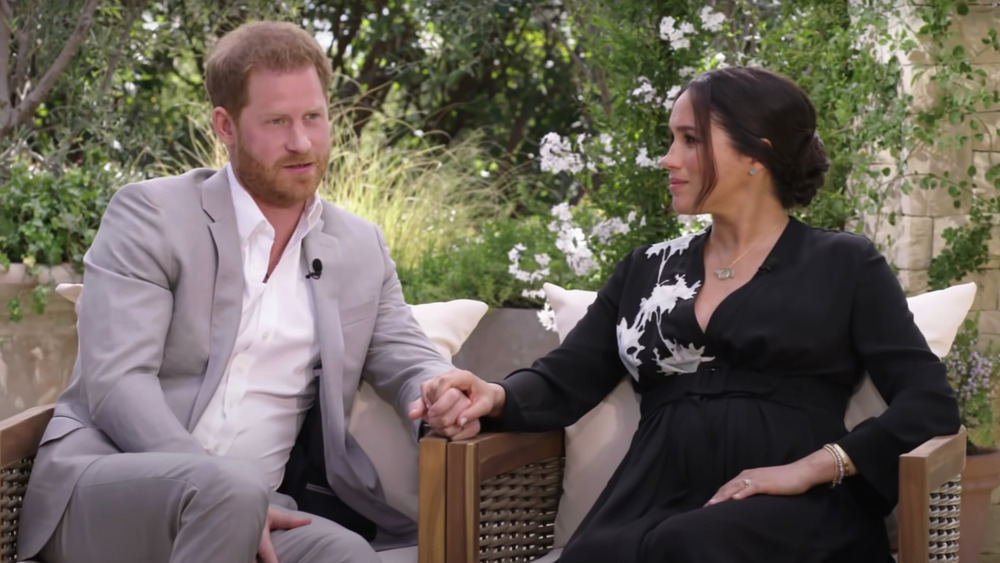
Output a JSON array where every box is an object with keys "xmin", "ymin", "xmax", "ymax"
[{"xmin": 742, "ymin": 478, "xmax": 752, "ymax": 488}]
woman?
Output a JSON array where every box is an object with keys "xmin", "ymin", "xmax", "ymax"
[{"xmin": 410, "ymin": 67, "xmax": 960, "ymax": 562}]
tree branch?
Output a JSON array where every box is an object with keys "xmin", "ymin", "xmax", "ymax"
[
  {"xmin": 0, "ymin": 1, "xmax": 12, "ymax": 130},
  {"xmin": 2, "ymin": 0, "xmax": 101, "ymax": 136},
  {"xmin": 12, "ymin": 4, "xmax": 38, "ymax": 98},
  {"xmin": 99, "ymin": 1, "xmax": 147, "ymax": 96}
]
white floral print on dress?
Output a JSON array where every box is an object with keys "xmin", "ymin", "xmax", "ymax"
[{"xmin": 617, "ymin": 233, "xmax": 715, "ymax": 379}]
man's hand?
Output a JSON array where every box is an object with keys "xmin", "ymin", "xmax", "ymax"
[
  {"xmin": 257, "ymin": 508, "xmax": 311, "ymax": 563},
  {"xmin": 407, "ymin": 369, "xmax": 504, "ymax": 441}
]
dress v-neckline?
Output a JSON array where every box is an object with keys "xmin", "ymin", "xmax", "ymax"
[{"xmin": 690, "ymin": 219, "xmax": 794, "ymax": 335}]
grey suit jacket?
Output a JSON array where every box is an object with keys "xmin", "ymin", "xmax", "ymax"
[{"xmin": 17, "ymin": 168, "xmax": 452, "ymax": 558}]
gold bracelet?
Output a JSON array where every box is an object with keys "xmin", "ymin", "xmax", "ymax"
[
  {"xmin": 822, "ymin": 443, "xmax": 845, "ymax": 487},
  {"xmin": 831, "ymin": 443, "xmax": 851, "ymax": 476}
]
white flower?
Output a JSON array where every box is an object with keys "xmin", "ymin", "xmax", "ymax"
[
  {"xmin": 414, "ymin": 129, "xmax": 425, "ymax": 138},
  {"xmin": 534, "ymin": 253, "xmax": 551, "ymax": 267},
  {"xmin": 537, "ymin": 303, "xmax": 557, "ymax": 332},
  {"xmin": 659, "ymin": 16, "xmax": 693, "ymax": 50},
  {"xmin": 678, "ymin": 66, "xmax": 696, "ymax": 78},
  {"xmin": 698, "ymin": 6, "xmax": 726, "ymax": 33},
  {"xmin": 591, "ymin": 216, "xmax": 631, "ymax": 245},
  {"xmin": 635, "ymin": 146, "xmax": 660, "ymax": 169},
  {"xmin": 539, "ymin": 133, "xmax": 585, "ymax": 174},
  {"xmin": 659, "ymin": 16, "xmax": 677, "ymax": 42},
  {"xmin": 630, "ymin": 76, "xmax": 661, "ymax": 105},
  {"xmin": 662, "ymin": 85, "xmax": 681, "ymax": 112},
  {"xmin": 550, "ymin": 202, "xmax": 573, "ymax": 222},
  {"xmin": 522, "ymin": 288, "xmax": 546, "ymax": 300}
]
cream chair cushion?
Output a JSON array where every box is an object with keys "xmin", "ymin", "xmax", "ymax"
[
  {"xmin": 541, "ymin": 281, "xmax": 976, "ymax": 547},
  {"xmin": 55, "ymin": 283, "xmax": 488, "ymax": 559}
]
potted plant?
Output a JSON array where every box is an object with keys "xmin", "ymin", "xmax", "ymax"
[{"xmin": 944, "ymin": 317, "xmax": 1000, "ymax": 562}]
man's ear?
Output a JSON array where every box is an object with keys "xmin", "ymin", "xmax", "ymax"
[{"xmin": 211, "ymin": 107, "xmax": 237, "ymax": 148}]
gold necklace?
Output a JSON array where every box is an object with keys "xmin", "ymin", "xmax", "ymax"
[{"xmin": 713, "ymin": 222, "xmax": 784, "ymax": 280}]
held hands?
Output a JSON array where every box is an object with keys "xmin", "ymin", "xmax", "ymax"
[
  {"xmin": 257, "ymin": 508, "xmax": 311, "ymax": 563},
  {"xmin": 407, "ymin": 369, "xmax": 505, "ymax": 441}
]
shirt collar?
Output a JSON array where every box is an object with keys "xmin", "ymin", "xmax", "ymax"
[{"xmin": 225, "ymin": 164, "xmax": 323, "ymax": 245}]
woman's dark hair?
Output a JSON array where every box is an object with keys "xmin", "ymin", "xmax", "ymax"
[{"xmin": 680, "ymin": 67, "xmax": 830, "ymax": 209}]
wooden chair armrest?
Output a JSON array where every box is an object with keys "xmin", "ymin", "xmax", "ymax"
[
  {"xmin": 0, "ymin": 404, "xmax": 54, "ymax": 470},
  {"xmin": 897, "ymin": 428, "xmax": 966, "ymax": 563},
  {"xmin": 418, "ymin": 435, "xmax": 448, "ymax": 563},
  {"xmin": 444, "ymin": 431, "xmax": 565, "ymax": 563}
]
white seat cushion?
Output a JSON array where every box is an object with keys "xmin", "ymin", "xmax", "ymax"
[
  {"xmin": 540, "ymin": 280, "xmax": 976, "ymax": 548},
  {"xmin": 377, "ymin": 546, "xmax": 418, "ymax": 563}
]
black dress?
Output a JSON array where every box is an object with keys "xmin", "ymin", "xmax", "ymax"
[{"xmin": 493, "ymin": 218, "xmax": 960, "ymax": 562}]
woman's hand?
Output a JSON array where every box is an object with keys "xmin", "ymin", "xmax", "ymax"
[
  {"xmin": 705, "ymin": 446, "xmax": 844, "ymax": 506},
  {"xmin": 407, "ymin": 369, "xmax": 505, "ymax": 440},
  {"xmin": 705, "ymin": 463, "xmax": 817, "ymax": 506}
]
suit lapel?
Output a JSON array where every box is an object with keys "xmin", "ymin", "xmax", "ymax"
[
  {"xmin": 188, "ymin": 170, "xmax": 244, "ymax": 429},
  {"xmin": 303, "ymin": 222, "xmax": 349, "ymax": 421}
]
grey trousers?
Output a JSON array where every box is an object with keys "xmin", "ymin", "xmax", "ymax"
[{"xmin": 36, "ymin": 453, "xmax": 380, "ymax": 563}]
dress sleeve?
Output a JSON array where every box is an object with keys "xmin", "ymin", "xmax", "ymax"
[
  {"xmin": 489, "ymin": 250, "xmax": 638, "ymax": 432},
  {"xmin": 836, "ymin": 240, "xmax": 961, "ymax": 508}
]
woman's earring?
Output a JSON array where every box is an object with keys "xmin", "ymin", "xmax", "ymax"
[{"xmin": 748, "ymin": 168, "xmax": 757, "ymax": 176}]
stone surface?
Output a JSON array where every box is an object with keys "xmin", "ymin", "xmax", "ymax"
[
  {"xmin": 886, "ymin": 216, "xmax": 934, "ymax": 270},
  {"xmin": 897, "ymin": 269, "xmax": 930, "ymax": 296},
  {"xmin": 960, "ymin": 270, "xmax": 1000, "ymax": 312},
  {"xmin": 973, "ymin": 112, "xmax": 1000, "ymax": 153},
  {"xmin": 0, "ymin": 265, "xmax": 81, "ymax": 420}
]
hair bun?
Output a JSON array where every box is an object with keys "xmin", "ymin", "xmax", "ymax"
[{"xmin": 782, "ymin": 133, "xmax": 830, "ymax": 207}]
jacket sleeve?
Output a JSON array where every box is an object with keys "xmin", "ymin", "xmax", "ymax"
[
  {"xmin": 78, "ymin": 184, "xmax": 206, "ymax": 455},
  {"xmin": 491, "ymin": 250, "xmax": 637, "ymax": 432},
  {"xmin": 360, "ymin": 225, "xmax": 454, "ymax": 437},
  {"xmin": 837, "ymin": 239, "xmax": 961, "ymax": 509}
]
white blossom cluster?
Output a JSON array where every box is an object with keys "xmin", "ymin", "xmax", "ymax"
[
  {"xmin": 539, "ymin": 132, "xmax": 618, "ymax": 174},
  {"xmin": 507, "ymin": 243, "xmax": 551, "ymax": 283},
  {"xmin": 509, "ymin": 204, "xmax": 644, "ymax": 332},
  {"xmin": 539, "ymin": 132, "xmax": 587, "ymax": 174},
  {"xmin": 635, "ymin": 147, "xmax": 660, "ymax": 169},
  {"xmin": 628, "ymin": 77, "xmax": 681, "ymax": 113},
  {"xmin": 659, "ymin": 16, "xmax": 695, "ymax": 49},
  {"xmin": 659, "ymin": 7, "xmax": 726, "ymax": 51}
]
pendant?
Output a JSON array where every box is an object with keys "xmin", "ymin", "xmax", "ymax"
[{"xmin": 715, "ymin": 267, "xmax": 735, "ymax": 280}]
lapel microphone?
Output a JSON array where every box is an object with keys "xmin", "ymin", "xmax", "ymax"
[{"xmin": 305, "ymin": 258, "xmax": 323, "ymax": 280}]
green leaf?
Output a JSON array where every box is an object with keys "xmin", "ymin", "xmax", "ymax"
[{"xmin": 968, "ymin": 165, "xmax": 978, "ymax": 177}]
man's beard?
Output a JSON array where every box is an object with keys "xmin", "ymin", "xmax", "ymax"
[{"xmin": 232, "ymin": 137, "xmax": 330, "ymax": 209}]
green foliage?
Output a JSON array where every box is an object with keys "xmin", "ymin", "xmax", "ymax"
[
  {"xmin": 0, "ymin": 158, "xmax": 119, "ymax": 269},
  {"xmin": 399, "ymin": 213, "xmax": 596, "ymax": 309},
  {"xmin": 0, "ymin": 155, "xmax": 127, "ymax": 320},
  {"xmin": 928, "ymin": 198, "xmax": 995, "ymax": 290},
  {"xmin": 945, "ymin": 317, "xmax": 1000, "ymax": 447}
]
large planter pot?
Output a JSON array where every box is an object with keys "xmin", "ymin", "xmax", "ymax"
[
  {"xmin": 961, "ymin": 448, "xmax": 1000, "ymax": 563},
  {"xmin": 0, "ymin": 264, "xmax": 81, "ymax": 419},
  {"xmin": 452, "ymin": 308, "xmax": 560, "ymax": 382}
]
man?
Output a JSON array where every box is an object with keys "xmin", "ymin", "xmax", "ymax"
[{"xmin": 17, "ymin": 21, "xmax": 476, "ymax": 563}]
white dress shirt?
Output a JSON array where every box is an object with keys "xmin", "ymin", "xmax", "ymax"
[{"xmin": 192, "ymin": 164, "xmax": 323, "ymax": 490}]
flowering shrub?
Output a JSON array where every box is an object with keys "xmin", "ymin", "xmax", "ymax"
[
  {"xmin": 945, "ymin": 318, "xmax": 1000, "ymax": 448},
  {"xmin": 524, "ymin": 0, "xmax": 917, "ymax": 291}
]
